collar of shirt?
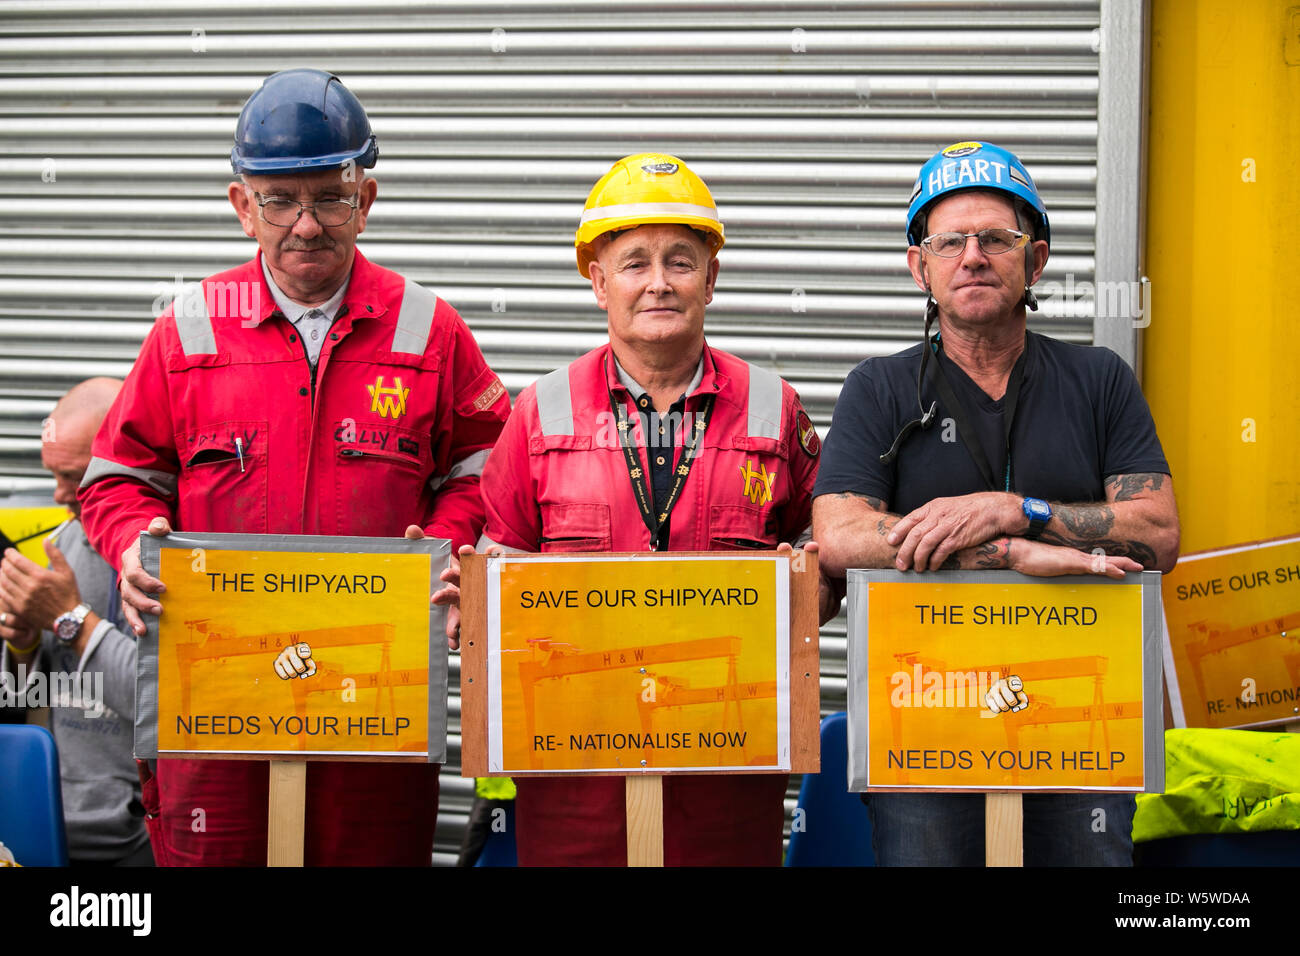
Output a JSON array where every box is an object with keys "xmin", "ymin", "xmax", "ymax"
[
  {"xmin": 612, "ymin": 354, "xmax": 706, "ymax": 408},
  {"xmin": 260, "ymin": 256, "xmax": 351, "ymax": 327}
]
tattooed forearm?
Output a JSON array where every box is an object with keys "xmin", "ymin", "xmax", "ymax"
[
  {"xmin": 833, "ymin": 491, "xmax": 887, "ymax": 510},
  {"xmin": 973, "ymin": 537, "xmax": 1011, "ymax": 569},
  {"xmin": 1037, "ymin": 532, "xmax": 1160, "ymax": 567},
  {"xmin": 1104, "ymin": 473, "xmax": 1165, "ymax": 502},
  {"xmin": 1054, "ymin": 504, "xmax": 1115, "ymax": 538},
  {"xmin": 939, "ymin": 537, "xmax": 1010, "ymax": 570},
  {"xmin": 1107, "ymin": 540, "xmax": 1159, "ymax": 567}
]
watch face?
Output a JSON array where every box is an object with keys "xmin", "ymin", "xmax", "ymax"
[
  {"xmin": 1026, "ymin": 498, "xmax": 1051, "ymax": 520},
  {"xmin": 54, "ymin": 604, "xmax": 88, "ymax": 643}
]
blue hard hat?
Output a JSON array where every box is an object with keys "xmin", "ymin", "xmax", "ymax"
[
  {"xmin": 905, "ymin": 141, "xmax": 1050, "ymax": 248},
  {"xmin": 231, "ymin": 69, "xmax": 378, "ymax": 175}
]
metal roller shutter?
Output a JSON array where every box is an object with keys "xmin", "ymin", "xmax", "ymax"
[{"xmin": 0, "ymin": 0, "xmax": 1117, "ymax": 864}]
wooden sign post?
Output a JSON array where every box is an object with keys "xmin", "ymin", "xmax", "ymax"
[
  {"xmin": 268, "ymin": 761, "xmax": 307, "ymax": 867},
  {"xmin": 984, "ymin": 793, "xmax": 1022, "ymax": 867},
  {"xmin": 846, "ymin": 569, "xmax": 1165, "ymax": 867},
  {"xmin": 460, "ymin": 550, "xmax": 821, "ymax": 867},
  {"xmin": 135, "ymin": 532, "xmax": 451, "ymax": 867},
  {"xmin": 624, "ymin": 775, "xmax": 664, "ymax": 867}
]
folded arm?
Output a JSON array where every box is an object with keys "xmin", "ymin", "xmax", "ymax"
[
  {"xmin": 880, "ymin": 472, "xmax": 1179, "ymax": 573},
  {"xmin": 814, "ymin": 490, "xmax": 1143, "ymax": 580},
  {"xmin": 815, "ymin": 492, "xmax": 1012, "ymax": 578}
]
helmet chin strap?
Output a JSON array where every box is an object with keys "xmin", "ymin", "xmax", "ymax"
[
  {"xmin": 1023, "ymin": 246, "xmax": 1039, "ymax": 312},
  {"xmin": 878, "ymin": 290, "xmax": 939, "ymax": 465}
]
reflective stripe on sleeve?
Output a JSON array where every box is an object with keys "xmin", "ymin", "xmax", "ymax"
[
  {"xmin": 79, "ymin": 457, "xmax": 178, "ymax": 498},
  {"xmin": 391, "ymin": 279, "xmax": 439, "ymax": 355},
  {"xmin": 746, "ymin": 362, "xmax": 783, "ymax": 440},
  {"xmin": 427, "ymin": 448, "xmax": 492, "ymax": 493},
  {"xmin": 173, "ymin": 288, "xmax": 216, "ymax": 356},
  {"xmin": 534, "ymin": 364, "xmax": 574, "ymax": 437}
]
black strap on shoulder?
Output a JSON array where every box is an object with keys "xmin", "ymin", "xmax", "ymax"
[{"xmin": 880, "ymin": 299, "xmax": 940, "ymax": 465}]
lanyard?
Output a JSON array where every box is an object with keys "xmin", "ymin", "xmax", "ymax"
[
  {"xmin": 928, "ymin": 340, "xmax": 1029, "ymax": 493},
  {"xmin": 608, "ymin": 384, "xmax": 714, "ymax": 551}
]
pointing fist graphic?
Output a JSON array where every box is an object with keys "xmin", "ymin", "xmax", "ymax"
[
  {"xmin": 985, "ymin": 674, "xmax": 1027, "ymax": 715},
  {"xmin": 274, "ymin": 642, "xmax": 317, "ymax": 680}
]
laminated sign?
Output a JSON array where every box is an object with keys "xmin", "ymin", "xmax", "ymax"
[
  {"xmin": 1161, "ymin": 534, "xmax": 1300, "ymax": 729},
  {"xmin": 847, "ymin": 570, "xmax": 1164, "ymax": 792},
  {"xmin": 459, "ymin": 552, "xmax": 821, "ymax": 776},
  {"xmin": 135, "ymin": 532, "xmax": 450, "ymax": 761}
]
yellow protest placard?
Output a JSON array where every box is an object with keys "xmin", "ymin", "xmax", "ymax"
[
  {"xmin": 483, "ymin": 554, "xmax": 792, "ymax": 774},
  {"xmin": 1161, "ymin": 535, "xmax": 1300, "ymax": 729},
  {"xmin": 137, "ymin": 532, "xmax": 449, "ymax": 761},
  {"xmin": 848, "ymin": 571, "xmax": 1164, "ymax": 792},
  {"xmin": 0, "ymin": 500, "xmax": 72, "ymax": 566}
]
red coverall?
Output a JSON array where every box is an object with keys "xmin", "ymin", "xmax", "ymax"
[
  {"xmin": 80, "ymin": 249, "xmax": 509, "ymax": 866},
  {"xmin": 481, "ymin": 343, "xmax": 819, "ymax": 865}
]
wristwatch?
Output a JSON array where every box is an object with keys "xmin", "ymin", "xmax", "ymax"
[
  {"xmin": 1022, "ymin": 497, "xmax": 1052, "ymax": 540},
  {"xmin": 53, "ymin": 602, "xmax": 91, "ymax": 644}
]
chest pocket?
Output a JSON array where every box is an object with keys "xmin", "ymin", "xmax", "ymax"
[
  {"xmin": 709, "ymin": 504, "xmax": 778, "ymax": 550},
  {"xmin": 176, "ymin": 420, "xmax": 268, "ymax": 534},
  {"xmin": 539, "ymin": 502, "xmax": 612, "ymax": 553},
  {"xmin": 333, "ymin": 419, "xmax": 431, "ymax": 536}
]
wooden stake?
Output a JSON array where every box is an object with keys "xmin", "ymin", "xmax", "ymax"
[
  {"xmin": 985, "ymin": 792, "xmax": 1023, "ymax": 867},
  {"xmin": 625, "ymin": 775, "xmax": 664, "ymax": 867},
  {"xmin": 267, "ymin": 760, "xmax": 307, "ymax": 867}
]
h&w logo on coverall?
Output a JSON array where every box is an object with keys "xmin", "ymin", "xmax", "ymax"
[
  {"xmin": 367, "ymin": 376, "xmax": 410, "ymax": 419},
  {"xmin": 739, "ymin": 459, "xmax": 776, "ymax": 506}
]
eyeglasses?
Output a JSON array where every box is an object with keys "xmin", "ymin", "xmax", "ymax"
[
  {"xmin": 920, "ymin": 228, "xmax": 1030, "ymax": 258},
  {"xmin": 253, "ymin": 192, "xmax": 360, "ymax": 228}
]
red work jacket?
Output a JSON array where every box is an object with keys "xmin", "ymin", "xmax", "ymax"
[
  {"xmin": 483, "ymin": 342, "xmax": 817, "ymax": 554},
  {"xmin": 480, "ymin": 343, "xmax": 819, "ymax": 865},
  {"xmin": 80, "ymin": 249, "xmax": 509, "ymax": 866},
  {"xmin": 82, "ymin": 249, "xmax": 508, "ymax": 565}
]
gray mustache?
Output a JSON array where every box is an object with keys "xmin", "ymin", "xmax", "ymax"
[{"xmin": 282, "ymin": 239, "xmax": 336, "ymax": 251}]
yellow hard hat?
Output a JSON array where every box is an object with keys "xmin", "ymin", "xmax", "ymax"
[{"xmin": 575, "ymin": 153, "xmax": 725, "ymax": 278}]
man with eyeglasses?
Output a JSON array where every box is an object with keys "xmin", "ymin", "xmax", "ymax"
[
  {"xmin": 812, "ymin": 141, "xmax": 1179, "ymax": 865},
  {"xmin": 78, "ymin": 69, "xmax": 509, "ymax": 866}
]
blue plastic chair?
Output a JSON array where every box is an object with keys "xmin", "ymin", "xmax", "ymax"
[
  {"xmin": 473, "ymin": 801, "xmax": 518, "ymax": 867},
  {"xmin": 786, "ymin": 712, "xmax": 875, "ymax": 866},
  {"xmin": 0, "ymin": 724, "xmax": 68, "ymax": 866}
]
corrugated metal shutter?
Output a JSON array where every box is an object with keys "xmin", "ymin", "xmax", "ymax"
[{"xmin": 0, "ymin": 0, "xmax": 1105, "ymax": 864}]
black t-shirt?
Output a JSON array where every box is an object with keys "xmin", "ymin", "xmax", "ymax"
[{"xmin": 813, "ymin": 330, "xmax": 1170, "ymax": 513}]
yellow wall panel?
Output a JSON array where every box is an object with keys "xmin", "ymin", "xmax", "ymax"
[{"xmin": 1146, "ymin": 0, "xmax": 1300, "ymax": 552}]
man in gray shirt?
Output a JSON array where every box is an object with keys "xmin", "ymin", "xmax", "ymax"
[{"xmin": 0, "ymin": 378, "xmax": 152, "ymax": 866}]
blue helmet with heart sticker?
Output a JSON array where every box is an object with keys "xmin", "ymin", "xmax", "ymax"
[{"xmin": 905, "ymin": 141, "xmax": 1049, "ymax": 248}]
